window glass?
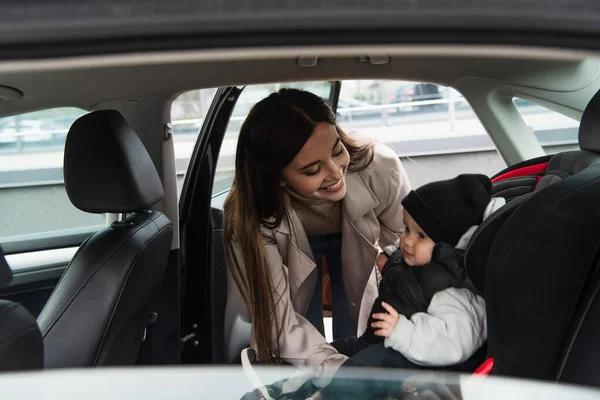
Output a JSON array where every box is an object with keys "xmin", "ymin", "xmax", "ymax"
[
  {"xmin": 171, "ymin": 88, "xmax": 218, "ymax": 196},
  {"xmin": 172, "ymin": 82, "xmax": 332, "ymax": 201},
  {"xmin": 338, "ymin": 80, "xmax": 505, "ymax": 188},
  {"xmin": 177, "ymin": 81, "xmax": 530, "ymax": 200},
  {"xmin": 214, "ymin": 82, "xmax": 332, "ymax": 197},
  {"xmin": 513, "ymin": 98, "xmax": 579, "ymax": 154},
  {"xmin": 0, "ymin": 108, "xmax": 105, "ymax": 239}
]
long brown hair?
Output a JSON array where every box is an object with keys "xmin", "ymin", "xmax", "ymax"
[{"xmin": 223, "ymin": 88, "xmax": 373, "ymax": 363}]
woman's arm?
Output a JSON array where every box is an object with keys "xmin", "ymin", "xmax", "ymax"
[{"xmin": 263, "ymin": 242, "xmax": 348, "ymax": 387}]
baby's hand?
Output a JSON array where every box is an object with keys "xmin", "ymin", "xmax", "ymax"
[{"xmin": 371, "ymin": 302, "xmax": 400, "ymax": 338}]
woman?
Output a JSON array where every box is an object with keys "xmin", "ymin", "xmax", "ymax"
[{"xmin": 223, "ymin": 88, "xmax": 411, "ymax": 387}]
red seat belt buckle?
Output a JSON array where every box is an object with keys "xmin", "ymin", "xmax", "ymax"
[{"xmin": 473, "ymin": 358, "xmax": 494, "ymax": 376}]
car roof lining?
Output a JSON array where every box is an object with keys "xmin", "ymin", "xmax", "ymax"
[{"xmin": 0, "ymin": 45, "xmax": 598, "ymax": 118}]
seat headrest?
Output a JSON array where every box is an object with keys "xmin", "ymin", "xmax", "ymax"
[
  {"xmin": 535, "ymin": 150, "xmax": 600, "ymax": 190},
  {"xmin": 64, "ymin": 110, "xmax": 164, "ymax": 213},
  {"xmin": 579, "ymin": 89, "xmax": 600, "ymax": 153},
  {"xmin": 0, "ymin": 247, "xmax": 12, "ymax": 289}
]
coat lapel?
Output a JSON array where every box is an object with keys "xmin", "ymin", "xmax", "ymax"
[
  {"xmin": 341, "ymin": 170, "xmax": 381, "ymax": 325},
  {"xmin": 272, "ymin": 172, "xmax": 383, "ymax": 325},
  {"xmin": 342, "ymin": 168, "xmax": 380, "ymax": 223},
  {"xmin": 274, "ymin": 196, "xmax": 317, "ymax": 315}
]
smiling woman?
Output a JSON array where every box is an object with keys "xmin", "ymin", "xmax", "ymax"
[
  {"xmin": 223, "ymin": 88, "xmax": 411, "ymax": 387},
  {"xmin": 281, "ymin": 123, "xmax": 350, "ymax": 202}
]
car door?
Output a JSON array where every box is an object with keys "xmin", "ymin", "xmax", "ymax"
[{"xmin": 178, "ymin": 82, "xmax": 341, "ymax": 364}]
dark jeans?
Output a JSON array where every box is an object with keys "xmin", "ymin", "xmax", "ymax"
[
  {"xmin": 305, "ymin": 233, "xmax": 356, "ymax": 340},
  {"xmin": 330, "ymin": 336, "xmax": 372, "ymax": 357},
  {"xmin": 321, "ymin": 344, "xmax": 422, "ymax": 400},
  {"xmin": 330, "ymin": 299, "xmax": 391, "ymax": 357}
]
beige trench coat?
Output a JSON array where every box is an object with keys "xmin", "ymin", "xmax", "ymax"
[{"xmin": 232, "ymin": 144, "xmax": 411, "ymax": 384}]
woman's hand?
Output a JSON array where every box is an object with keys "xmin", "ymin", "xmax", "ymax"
[
  {"xmin": 376, "ymin": 253, "xmax": 389, "ymax": 272},
  {"xmin": 371, "ymin": 302, "xmax": 401, "ymax": 338}
]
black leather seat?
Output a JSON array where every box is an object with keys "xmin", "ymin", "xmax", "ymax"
[
  {"xmin": 465, "ymin": 89, "xmax": 600, "ymax": 386},
  {"xmin": 0, "ymin": 247, "xmax": 43, "ymax": 371},
  {"xmin": 209, "ymin": 204, "xmax": 251, "ymax": 364},
  {"xmin": 37, "ymin": 110, "xmax": 173, "ymax": 368}
]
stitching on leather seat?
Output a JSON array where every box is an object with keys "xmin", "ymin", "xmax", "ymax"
[
  {"xmin": 40, "ymin": 213, "xmax": 163, "ymax": 338},
  {"xmin": 0, "ymin": 325, "xmax": 39, "ymax": 348},
  {"xmin": 92, "ymin": 222, "xmax": 173, "ymax": 365}
]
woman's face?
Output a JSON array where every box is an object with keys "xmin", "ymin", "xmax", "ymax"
[{"xmin": 281, "ymin": 123, "xmax": 350, "ymax": 201}]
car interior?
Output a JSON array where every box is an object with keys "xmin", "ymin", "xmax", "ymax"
[{"xmin": 1, "ymin": 45, "xmax": 600, "ymax": 390}]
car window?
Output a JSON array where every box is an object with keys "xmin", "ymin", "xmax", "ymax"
[
  {"xmin": 338, "ymin": 80, "xmax": 506, "ymax": 189},
  {"xmin": 171, "ymin": 88, "xmax": 219, "ymax": 197},
  {"xmin": 0, "ymin": 108, "xmax": 105, "ymax": 239},
  {"xmin": 513, "ymin": 97, "xmax": 580, "ymax": 154},
  {"xmin": 212, "ymin": 82, "xmax": 333, "ymax": 198},
  {"xmin": 181, "ymin": 81, "xmax": 554, "ymax": 204}
]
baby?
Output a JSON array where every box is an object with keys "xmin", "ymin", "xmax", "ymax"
[{"xmin": 332, "ymin": 174, "xmax": 504, "ymax": 369}]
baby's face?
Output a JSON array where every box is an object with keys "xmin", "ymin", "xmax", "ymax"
[{"xmin": 400, "ymin": 210, "xmax": 436, "ymax": 266}]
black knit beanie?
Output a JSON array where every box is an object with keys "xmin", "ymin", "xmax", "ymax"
[{"xmin": 401, "ymin": 174, "xmax": 492, "ymax": 246}]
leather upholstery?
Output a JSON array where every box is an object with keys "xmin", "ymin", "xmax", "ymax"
[
  {"xmin": 38, "ymin": 212, "xmax": 172, "ymax": 367},
  {"xmin": 556, "ymin": 267, "xmax": 600, "ymax": 387},
  {"xmin": 484, "ymin": 163, "xmax": 600, "ymax": 381},
  {"xmin": 0, "ymin": 300, "xmax": 44, "ymax": 371},
  {"xmin": 0, "ymin": 247, "xmax": 12, "ymax": 289},
  {"xmin": 39, "ymin": 110, "xmax": 173, "ymax": 368},
  {"xmin": 579, "ymin": 89, "xmax": 600, "ymax": 153},
  {"xmin": 464, "ymin": 193, "xmax": 532, "ymax": 294},
  {"xmin": 0, "ymin": 249, "xmax": 43, "ymax": 371},
  {"xmin": 64, "ymin": 110, "xmax": 164, "ymax": 213}
]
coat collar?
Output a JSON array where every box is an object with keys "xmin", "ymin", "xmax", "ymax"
[{"xmin": 342, "ymin": 168, "xmax": 380, "ymax": 223}]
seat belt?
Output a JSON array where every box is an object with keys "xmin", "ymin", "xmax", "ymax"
[{"xmin": 241, "ymin": 348, "xmax": 274, "ymax": 400}]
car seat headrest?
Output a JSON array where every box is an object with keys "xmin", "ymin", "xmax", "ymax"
[
  {"xmin": 535, "ymin": 150, "xmax": 600, "ymax": 190},
  {"xmin": 64, "ymin": 110, "xmax": 165, "ymax": 213}
]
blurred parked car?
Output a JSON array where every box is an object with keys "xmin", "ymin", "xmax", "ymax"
[{"xmin": 389, "ymin": 82, "xmax": 444, "ymax": 112}]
